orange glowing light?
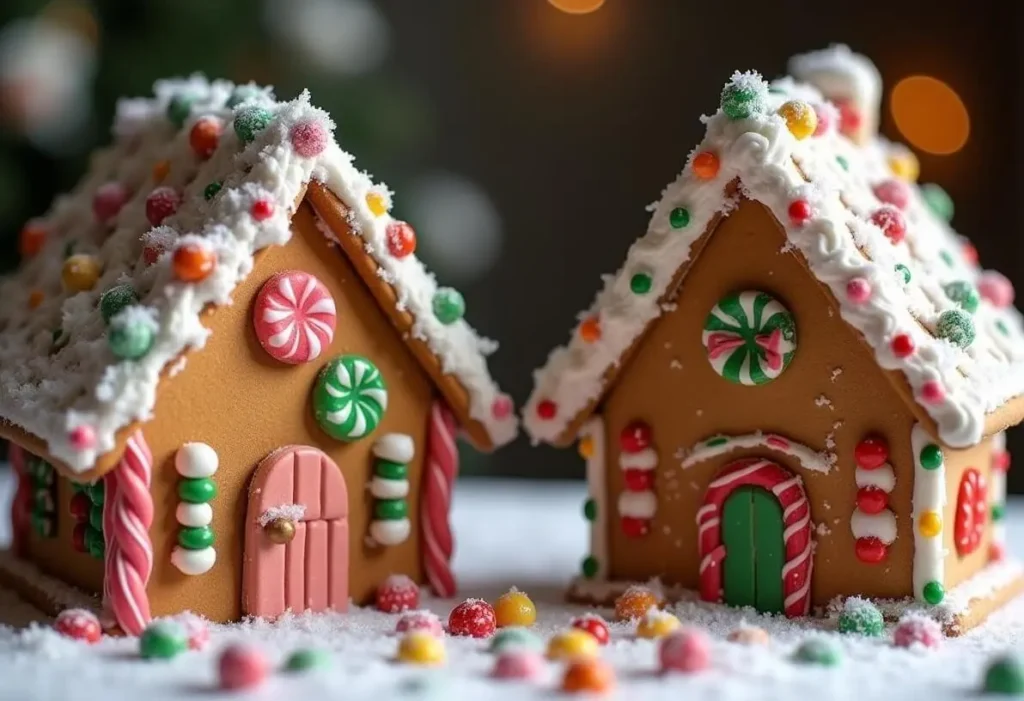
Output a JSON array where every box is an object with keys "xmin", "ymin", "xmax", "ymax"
[
  {"xmin": 548, "ymin": 0, "xmax": 605, "ymax": 14},
  {"xmin": 890, "ymin": 76, "xmax": 970, "ymax": 155}
]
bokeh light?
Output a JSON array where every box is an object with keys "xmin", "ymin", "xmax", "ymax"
[
  {"xmin": 548, "ymin": 0, "xmax": 605, "ymax": 14},
  {"xmin": 890, "ymin": 76, "xmax": 970, "ymax": 155}
]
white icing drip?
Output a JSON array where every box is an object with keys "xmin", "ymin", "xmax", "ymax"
[
  {"xmin": 257, "ymin": 503, "xmax": 306, "ymax": 527},
  {"xmin": 619, "ymin": 448, "xmax": 657, "ymax": 471},
  {"xmin": 581, "ymin": 416, "xmax": 607, "ymax": 580},
  {"xmin": 991, "ymin": 431, "xmax": 1007, "ymax": 547},
  {"xmin": 174, "ymin": 442, "xmax": 218, "ymax": 478},
  {"xmin": 370, "ymin": 519, "xmax": 410, "ymax": 546},
  {"xmin": 850, "ymin": 508, "xmax": 896, "ymax": 544},
  {"xmin": 617, "ymin": 490, "xmax": 657, "ymax": 519},
  {"xmin": 0, "ymin": 77, "xmax": 516, "ymax": 473},
  {"xmin": 911, "ymin": 423, "xmax": 946, "ymax": 600},
  {"xmin": 171, "ymin": 545, "xmax": 216, "ymax": 575},
  {"xmin": 371, "ymin": 433, "xmax": 415, "ymax": 464},
  {"xmin": 175, "ymin": 501, "xmax": 213, "ymax": 527},
  {"xmin": 524, "ymin": 51, "xmax": 1024, "ymax": 451},
  {"xmin": 855, "ymin": 464, "xmax": 895, "ymax": 492},
  {"xmin": 369, "ymin": 476, "xmax": 409, "ymax": 500},
  {"xmin": 679, "ymin": 431, "xmax": 834, "ymax": 474}
]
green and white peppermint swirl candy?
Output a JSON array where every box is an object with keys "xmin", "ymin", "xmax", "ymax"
[
  {"xmin": 702, "ymin": 290, "xmax": 797, "ymax": 385},
  {"xmin": 314, "ymin": 355, "xmax": 388, "ymax": 441}
]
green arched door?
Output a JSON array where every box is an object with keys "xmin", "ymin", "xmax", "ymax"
[{"xmin": 721, "ymin": 485, "xmax": 785, "ymax": 613}]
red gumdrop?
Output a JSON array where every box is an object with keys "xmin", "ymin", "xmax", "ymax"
[
  {"xmin": 69, "ymin": 492, "xmax": 91, "ymax": 522},
  {"xmin": 218, "ymin": 645, "xmax": 268, "ymax": 690},
  {"xmin": 536, "ymin": 400, "xmax": 557, "ymax": 420},
  {"xmin": 788, "ymin": 199, "xmax": 813, "ymax": 225},
  {"xmin": 621, "ymin": 516, "xmax": 650, "ymax": 539},
  {"xmin": 891, "ymin": 334, "xmax": 915, "ymax": 358},
  {"xmin": 386, "ymin": 221, "xmax": 417, "ymax": 258},
  {"xmin": 870, "ymin": 206, "xmax": 907, "ymax": 244},
  {"xmin": 619, "ymin": 421, "xmax": 652, "ymax": 453},
  {"xmin": 856, "ymin": 486, "xmax": 888, "ymax": 514},
  {"xmin": 448, "ymin": 599, "xmax": 497, "ymax": 638},
  {"xmin": 250, "ymin": 199, "xmax": 275, "ymax": 221},
  {"xmin": 145, "ymin": 187, "xmax": 180, "ymax": 226},
  {"xmin": 93, "ymin": 182, "xmax": 129, "ymax": 225},
  {"xmin": 991, "ymin": 541, "xmax": 1007, "ymax": 562},
  {"xmin": 376, "ymin": 574, "xmax": 420, "ymax": 613},
  {"xmin": 873, "ymin": 180, "xmax": 910, "ymax": 210},
  {"xmin": 623, "ymin": 469, "xmax": 655, "ymax": 492},
  {"xmin": 855, "ymin": 537, "xmax": 888, "ymax": 564},
  {"xmin": 289, "ymin": 119, "xmax": 330, "ymax": 158},
  {"xmin": 855, "ymin": 437, "xmax": 889, "ymax": 469},
  {"xmin": 571, "ymin": 614, "xmax": 610, "ymax": 645},
  {"xmin": 54, "ymin": 609, "xmax": 101, "ymax": 644}
]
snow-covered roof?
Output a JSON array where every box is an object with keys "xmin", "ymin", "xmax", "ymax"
[
  {"xmin": 524, "ymin": 47, "xmax": 1024, "ymax": 449},
  {"xmin": 0, "ymin": 76, "xmax": 517, "ymax": 474}
]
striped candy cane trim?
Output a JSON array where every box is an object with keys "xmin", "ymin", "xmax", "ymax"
[
  {"xmin": 422, "ymin": 401, "xmax": 459, "ymax": 597},
  {"xmin": 697, "ymin": 457, "xmax": 813, "ymax": 617},
  {"xmin": 103, "ymin": 431, "xmax": 154, "ymax": 636},
  {"xmin": 8, "ymin": 444, "xmax": 30, "ymax": 557}
]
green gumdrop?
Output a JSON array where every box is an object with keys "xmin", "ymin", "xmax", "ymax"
[
  {"xmin": 921, "ymin": 183, "xmax": 954, "ymax": 223},
  {"xmin": 993, "ymin": 503, "xmax": 1006, "ymax": 521},
  {"xmin": 489, "ymin": 627, "xmax": 543, "ymax": 654},
  {"xmin": 720, "ymin": 79, "xmax": 765, "ymax": 120},
  {"xmin": 944, "ymin": 281, "xmax": 979, "ymax": 315},
  {"xmin": 178, "ymin": 478, "xmax": 217, "ymax": 503},
  {"xmin": 792, "ymin": 638, "xmax": 840, "ymax": 666},
  {"xmin": 375, "ymin": 460, "xmax": 408, "ymax": 480},
  {"xmin": 583, "ymin": 498, "xmax": 597, "ymax": 522},
  {"xmin": 669, "ymin": 207, "xmax": 690, "ymax": 229},
  {"xmin": 581, "ymin": 556, "xmax": 599, "ymax": 579},
  {"xmin": 234, "ymin": 105, "xmax": 273, "ymax": 144},
  {"xmin": 178, "ymin": 525, "xmax": 215, "ymax": 550},
  {"xmin": 935, "ymin": 308, "xmax": 976, "ymax": 349},
  {"xmin": 374, "ymin": 499, "xmax": 408, "ymax": 521},
  {"xmin": 923, "ymin": 580, "xmax": 945, "ymax": 605},
  {"xmin": 100, "ymin": 284, "xmax": 138, "ymax": 324},
  {"xmin": 837, "ymin": 598, "xmax": 884, "ymax": 637},
  {"xmin": 204, "ymin": 182, "xmax": 223, "ymax": 200},
  {"xmin": 88, "ymin": 481, "xmax": 105, "ymax": 506},
  {"xmin": 432, "ymin": 288, "xmax": 465, "ymax": 325},
  {"xmin": 630, "ymin": 272, "xmax": 653, "ymax": 295},
  {"xmin": 108, "ymin": 319, "xmax": 154, "ymax": 360},
  {"xmin": 84, "ymin": 525, "xmax": 102, "ymax": 553},
  {"xmin": 32, "ymin": 513, "xmax": 53, "ymax": 537},
  {"xmin": 167, "ymin": 94, "xmax": 195, "ymax": 128},
  {"xmin": 284, "ymin": 648, "xmax": 332, "ymax": 672},
  {"xmin": 140, "ymin": 621, "xmax": 188, "ymax": 660},
  {"xmin": 89, "ymin": 504, "xmax": 104, "ymax": 531},
  {"xmin": 984, "ymin": 655, "xmax": 1024, "ymax": 694},
  {"xmin": 919, "ymin": 444, "xmax": 943, "ymax": 470}
]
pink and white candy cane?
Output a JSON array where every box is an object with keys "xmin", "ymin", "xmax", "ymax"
[
  {"xmin": 253, "ymin": 271, "xmax": 337, "ymax": 364},
  {"xmin": 103, "ymin": 431, "xmax": 154, "ymax": 636},
  {"xmin": 422, "ymin": 401, "xmax": 459, "ymax": 598}
]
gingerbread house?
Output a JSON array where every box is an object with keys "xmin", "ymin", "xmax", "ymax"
[
  {"xmin": 0, "ymin": 77, "xmax": 518, "ymax": 635},
  {"xmin": 523, "ymin": 46, "xmax": 1024, "ymax": 633}
]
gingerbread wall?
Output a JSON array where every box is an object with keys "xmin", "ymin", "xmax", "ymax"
[
  {"xmin": 943, "ymin": 437, "xmax": 995, "ymax": 589},
  {"xmin": 600, "ymin": 199, "xmax": 920, "ymax": 605},
  {"xmin": 23, "ymin": 475, "xmax": 104, "ymax": 593}
]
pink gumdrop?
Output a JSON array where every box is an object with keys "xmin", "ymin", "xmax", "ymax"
[
  {"xmin": 491, "ymin": 395, "xmax": 514, "ymax": 420},
  {"xmin": 290, "ymin": 120, "xmax": 329, "ymax": 158},
  {"xmin": 54, "ymin": 608, "xmax": 102, "ymax": 644},
  {"xmin": 178, "ymin": 613, "xmax": 209, "ymax": 650},
  {"xmin": 846, "ymin": 277, "xmax": 872, "ymax": 304},
  {"xmin": 218, "ymin": 644, "xmax": 268, "ymax": 690},
  {"xmin": 396, "ymin": 611, "xmax": 444, "ymax": 637},
  {"xmin": 93, "ymin": 182, "xmax": 129, "ymax": 225},
  {"xmin": 873, "ymin": 180, "xmax": 911, "ymax": 210},
  {"xmin": 893, "ymin": 615, "xmax": 942, "ymax": 650},
  {"xmin": 921, "ymin": 380, "xmax": 945, "ymax": 404},
  {"xmin": 69, "ymin": 426, "xmax": 96, "ymax": 451},
  {"xmin": 813, "ymin": 103, "xmax": 834, "ymax": 137},
  {"xmin": 492, "ymin": 650, "xmax": 546, "ymax": 681},
  {"xmin": 978, "ymin": 271, "xmax": 1014, "ymax": 309},
  {"xmin": 659, "ymin": 628, "xmax": 711, "ymax": 674}
]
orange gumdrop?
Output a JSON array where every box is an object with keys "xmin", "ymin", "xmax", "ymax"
[
  {"xmin": 691, "ymin": 151, "xmax": 720, "ymax": 180},
  {"xmin": 152, "ymin": 160, "xmax": 171, "ymax": 183},
  {"xmin": 172, "ymin": 243, "xmax": 216, "ymax": 282},
  {"xmin": 579, "ymin": 316, "xmax": 601, "ymax": 343},
  {"xmin": 189, "ymin": 117, "xmax": 223, "ymax": 160},
  {"xmin": 614, "ymin": 586, "xmax": 661, "ymax": 622},
  {"xmin": 19, "ymin": 222, "xmax": 47, "ymax": 257},
  {"xmin": 562, "ymin": 658, "xmax": 615, "ymax": 694}
]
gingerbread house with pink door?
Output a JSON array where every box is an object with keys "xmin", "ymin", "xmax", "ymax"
[
  {"xmin": 0, "ymin": 76, "xmax": 517, "ymax": 635},
  {"xmin": 523, "ymin": 46, "xmax": 1024, "ymax": 633}
]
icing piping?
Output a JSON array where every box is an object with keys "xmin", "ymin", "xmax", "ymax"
[
  {"xmin": 679, "ymin": 431, "xmax": 834, "ymax": 474},
  {"xmin": 579, "ymin": 416, "xmax": 607, "ymax": 580},
  {"xmin": 911, "ymin": 423, "xmax": 946, "ymax": 603}
]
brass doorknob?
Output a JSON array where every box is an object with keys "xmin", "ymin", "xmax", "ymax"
[{"xmin": 266, "ymin": 518, "xmax": 296, "ymax": 544}]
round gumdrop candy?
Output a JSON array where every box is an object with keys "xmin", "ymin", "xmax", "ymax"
[
  {"xmin": 935, "ymin": 308, "xmax": 975, "ymax": 349},
  {"xmin": 792, "ymin": 637, "xmax": 840, "ymax": 666},
  {"xmin": 177, "ymin": 612, "xmax": 209, "ymax": 650},
  {"xmin": 108, "ymin": 317, "xmax": 155, "ymax": 360},
  {"xmin": 837, "ymin": 597, "xmax": 884, "ymax": 637},
  {"xmin": 100, "ymin": 284, "xmax": 138, "ymax": 324},
  {"xmin": 571, "ymin": 614, "xmax": 610, "ymax": 646},
  {"xmin": 562, "ymin": 658, "xmax": 615, "ymax": 694},
  {"xmin": 614, "ymin": 585, "xmax": 660, "ymax": 621},
  {"xmin": 778, "ymin": 100, "xmax": 817, "ymax": 140},
  {"xmin": 219, "ymin": 644, "xmax": 269, "ymax": 689},
  {"xmin": 546, "ymin": 629, "xmax": 599, "ymax": 662},
  {"xmin": 189, "ymin": 116, "xmax": 223, "ymax": 159},
  {"xmin": 145, "ymin": 187, "xmax": 180, "ymax": 226},
  {"xmin": 727, "ymin": 625, "xmax": 770, "ymax": 646},
  {"xmin": 93, "ymin": 182, "xmax": 129, "ymax": 224},
  {"xmin": 659, "ymin": 628, "xmax": 711, "ymax": 673},
  {"xmin": 290, "ymin": 119, "xmax": 330, "ymax": 158},
  {"xmin": 62, "ymin": 254, "xmax": 102, "ymax": 293},
  {"xmin": 984, "ymin": 654, "xmax": 1024, "ymax": 695},
  {"xmin": 172, "ymin": 242, "xmax": 216, "ymax": 282},
  {"xmin": 140, "ymin": 620, "xmax": 188, "ymax": 660},
  {"xmin": 873, "ymin": 180, "xmax": 910, "ymax": 210},
  {"xmin": 978, "ymin": 271, "xmax": 1014, "ymax": 308},
  {"xmin": 396, "ymin": 610, "xmax": 444, "ymax": 637},
  {"xmin": 492, "ymin": 649, "xmax": 546, "ymax": 681},
  {"xmin": 233, "ymin": 105, "xmax": 273, "ymax": 144},
  {"xmin": 892, "ymin": 614, "xmax": 942, "ymax": 649},
  {"xmin": 397, "ymin": 631, "xmax": 445, "ymax": 666},
  {"xmin": 386, "ymin": 221, "xmax": 417, "ymax": 258},
  {"xmin": 448, "ymin": 599, "xmax": 496, "ymax": 638},
  {"xmin": 376, "ymin": 574, "xmax": 419, "ymax": 613},
  {"xmin": 636, "ymin": 610, "xmax": 681, "ymax": 639},
  {"xmin": 494, "ymin": 589, "xmax": 536, "ymax": 628},
  {"xmin": 490, "ymin": 626, "xmax": 544, "ymax": 654},
  {"xmin": 432, "ymin": 288, "xmax": 465, "ymax": 325},
  {"xmin": 54, "ymin": 609, "xmax": 101, "ymax": 644},
  {"xmin": 283, "ymin": 648, "xmax": 332, "ymax": 672}
]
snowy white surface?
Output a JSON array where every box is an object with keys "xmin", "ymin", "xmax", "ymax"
[{"xmin": 1, "ymin": 475, "xmax": 1024, "ymax": 700}]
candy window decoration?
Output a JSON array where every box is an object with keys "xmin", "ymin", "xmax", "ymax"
[
  {"xmin": 27, "ymin": 454, "xmax": 57, "ymax": 538},
  {"xmin": 851, "ymin": 436, "xmax": 897, "ymax": 564},
  {"xmin": 70, "ymin": 480, "xmax": 105, "ymax": 559},
  {"xmin": 171, "ymin": 443, "xmax": 218, "ymax": 576},
  {"xmin": 253, "ymin": 271, "xmax": 337, "ymax": 365},
  {"xmin": 954, "ymin": 468, "xmax": 987, "ymax": 557},
  {"xmin": 369, "ymin": 434, "xmax": 414, "ymax": 546},
  {"xmin": 617, "ymin": 421, "xmax": 657, "ymax": 538},
  {"xmin": 702, "ymin": 291, "xmax": 797, "ymax": 385},
  {"xmin": 314, "ymin": 355, "xmax": 388, "ymax": 442}
]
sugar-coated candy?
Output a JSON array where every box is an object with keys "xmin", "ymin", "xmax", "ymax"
[
  {"xmin": 614, "ymin": 585, "xmax": 660, "ymax": 621},
  {"xmin": 571, "ymin": 614, "xmax": 610, "ymax": 646},
  {"xmin": 562, "ymin": 657, "xmax": 615, "ymax": 695},
  {"xmin": 892, "ymin": 614, "xmax": 942, "ymax": 650},
  {"xmin": 219, "ymin": 644, "xmax": 269, "ymax": 690},
  {"xmin": 100, "ymin": 284, "xmax": 138, "ymax": 324},
  {"xmin": 778, "ymin": 100, "xmax": 817, "ymax": 140},
  {"xmin": 492, "ymin": 649, "xmax": 546, "ymax": 681},
  {"xmin": 385, "ymin": 221, "xmax": 417, "ymax": 258},
  {"xmin": 978, "ymin": 271, "xmax": 1015, "ymax": 308},
  {"xmin": 19, "ymin": 221, "xmax": 47, "ymax": 257},
  {"xmin": 494, "ymin": 589, "xmax": 536, "ymax": 628},
  {"xmin": 636, "ymin": 609, "xmax": 681, "ymax": 639},
  {"xmin": 659, "ymin": 628, "xmax": 711, "ymax": 673},
  {"xmin": 448, "ymin": 599, "xmax": 496, "ymax": 638},
  {"xmin": 172, "ymin": 242, "xmax": 216, "ymax": 282},
  {"xmin": 837, "ymin": 597, "xmax": 884, "ymax": 637},
  {"xmin": 792, "ymin": 637, "xmax": 840, "ymax": 666},
  {"xmin": 397, "ymin": 631, "xmax": 446, "ymax": 666},
  {"xmin": 145, "ymin": 186, "xmax": 180, "ymax": 226},
  {"xmin": 283, "ymin": 648, "xmax": 332, "ymax": 671},
  {"xmin": 490, "ymin": 626, "xmax": 543, "ymax": 654},
  {"xmin": 396, "ymin": 610, "xmax": 444, "ymax": 637},
  {"xmin": 984, "ymin": 654, "xmax": 1024, "ymax": 694},
  {"xmin": 189, "ymin": 117, "xmax": 223, "ymax": 159},
  {"xmin": 93, "ymin": 182, "xmax": 129, "ymax": 224},
  {"xmin": 177, "ymin": 612, "xmax": 209, "ymax": 650},
  {"xmin": 727, "ymin": 625, "xmax": 770, "ymax": 646},
  {"xmin": 233, "ymin": 105, "xmax": 273, "ymax": 144},
  {"xmin": 546, "ymin": 629, "xmax": 599, "ymax": 662},
  {"xmin": 53, "ymin": 609, "xmax": 101, "ymax": 644},
  {"xmin": 140, "ymin": 620, "xmax": 188, "ymax": 660},
  {"xmin": 290, "ymin": 119, "xmax": 330, "ymax": 158},
  {"xmin": 377, "ymin": 574, "xmax": 419, "ymax": 613},
  {"xmin": 62, "ymin": 254, "xmax": 102, "ymax": 293}
]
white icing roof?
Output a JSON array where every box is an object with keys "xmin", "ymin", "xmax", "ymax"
[
  {"xmin": 524, "ymin": 49, "xmax": 1024, "ymax": 449},
  {"xmin": 0, "ymin": 76, "xmax": 517, "ymax": 473}
]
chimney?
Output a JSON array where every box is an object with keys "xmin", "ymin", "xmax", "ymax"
[{"xmin": 788, "ymin": 45, "xmax": 882, "ymax": 145}]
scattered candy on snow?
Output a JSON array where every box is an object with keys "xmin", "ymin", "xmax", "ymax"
[
  {"xmin": 448, "ymin": 599, "xmax": 496, "ymax": 638},
  {"xmin": 892, "ymin": 614, "xmax": 942, "ymax": 650},
  {"xmin": 562, "ymin": 657, "xmax": 615, "ymax": 695},
  {"xmin": 984, "ymin": 654, "xmax": 1024, "ymax": 695},
  {"xmin": 491, "ymin": 649, "xmax": 546, "ymax": 682},
  {"xmin": 140, "ymin": 620, "xmax": 188, "ymax": 660},
  {"xmin": 792, "ymin": 637, "xmax": 841, "ymax": 666},
  {"xmin": 396, "ymin": 610, "xmax": 444, "ymax": 637},
  {"xmin": 490, "ymin": 627, "xmax": 544, "ymax": 654},
  {"xmin": 614, "ymin": 585, "xmax": 660, "ymax": 621},
  {"xmin": 376, "ymin": 574, "xmax": 419, "ymax": 613},
  {"xmin": 494, "ymin": 588, "xmax": 536, "ymax": 628},
  {"xmin": 397, "ymin": 631, "xmax": 446, "ymax": 666},
  {"xmin": 636, "ymin": 609, "xmax": 681, "ymax": 639},
  {"xmin": 546, "ymin": 629, "xmax": 599, "ymax": 662},
  {"xmin": 218, "ymin": 644, "xmax": 269, "ymax": 690},
  {"xmin": 53, "ymin": 609, "xmax": 101, "ymax": 644},
  {"xmin": 727, "ymin": 624, "xmax": 770, "ymax": 646},
  {"xmin": 837, "ymin": 597, "xmax": 884, "ymax": 637},
  {"xmin": 570, "ymin": 614, "xmax": 610, "ymax": 646},
  {"xmin": 659, "ymin": 628, "xmax": 711, "ymax": 674},
  {"xmin": 283, "ymin": 648, "xmax": 332, "ymax": 672}
]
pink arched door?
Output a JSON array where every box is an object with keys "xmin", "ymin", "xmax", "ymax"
[{"xmin": 243, "ymin": 446, "xmax": 349, "ymax": 618}]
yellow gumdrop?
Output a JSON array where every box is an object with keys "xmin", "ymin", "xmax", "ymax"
[
  {"xmin": 366, "ymin": 191, "xmax": 389, "ymax": 217},
  {"xmin": 919, "ymin": 510, "xmax": 942, "ymax": 538},
  {"xmin": 635, "ymin": 610, "xmax": 681, "ymax": 639},
  {"xmin": 778, "ymin": 100, "xmax": 817, "ymax": 140},
  {"xmin": 397, "ymin": 631, "xmax": 445, "ymax": 666},
  {"xmin": 578, "ymin": 436, "xmax": 594, "ymax": 460},
  {"xmin": 546, "ymin": 629, "xmax": 600, "ymax": 662},
  {"xmin": 888, "ymin": 152, "xmax": 920, "ymax": 182},
  {"xmin": 494, "ymin": 589, "xmax": 537, "ymax": 628},
  {"xmin": 62, "ymin": 254, "xmax": 102, "ymax": 293}
]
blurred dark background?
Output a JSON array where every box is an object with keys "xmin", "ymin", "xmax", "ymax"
[{"xmin": 1, "ymin": 0, "xmax": 1022, "ymax": 486}]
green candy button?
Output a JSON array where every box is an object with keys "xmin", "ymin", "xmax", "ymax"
[
  {"xmin": 374, "ymin": 499, "xmax": 408, "ymax": 521},
  {"xmin": 178, "ymin": 478, "xmax": 217, "ymax": 504},
  {"xmin": 178, "ymin": 526, "xmax": 215, "ymax": 550}
]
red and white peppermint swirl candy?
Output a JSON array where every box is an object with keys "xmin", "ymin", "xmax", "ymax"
[{"xmin": 253, "ymin": 271, "xmax": 337, "ymax": 364}]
